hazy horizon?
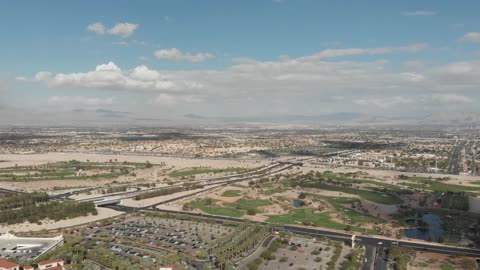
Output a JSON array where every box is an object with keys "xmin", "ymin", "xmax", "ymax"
[{"xmin": 1, "ymin": 1, "xmax": 480, "ymax": 126}]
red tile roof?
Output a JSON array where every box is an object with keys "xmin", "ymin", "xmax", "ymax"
[
  {"xmin": 44, "ymin": 266, "xmax": 63, "ymax": 270},
  {"xmin": 38, "ymin": 259, "xmax": 63, "ymax": 266},
  {"xmin": 0, "ymin": 258, "xmax": 19, "ymax": 268},
  {"xmin": 23, "ymin": 265, "xmax": 34, "ymax": 270}
]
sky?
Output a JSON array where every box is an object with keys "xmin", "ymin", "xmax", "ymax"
[{"xmin": 1, "ymin": 0, "xmax": 480, "ymax": 126}]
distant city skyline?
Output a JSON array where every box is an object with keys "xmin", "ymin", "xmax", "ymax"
[{"xmin": 1, "ymin": 0, "xmax": 480, "ymax": 125}]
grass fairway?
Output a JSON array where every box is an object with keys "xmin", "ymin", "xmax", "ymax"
[
  {"xmin": 402, "ymin": 176, "xmax": 480, "ymax": 193},
  {"xmin": 226, "ymin": 199, "xmax": 273, "ymax": 213},
  {"xmin": 187, "ymin": 198, "xmax": 272, "ymax": 216},
  {"xmin": 264, "ymin": 188, "xmax": 287, "ymax": 195},
  {"xmin": 266, "ymin": 208, "xmax": 374, "ymax": 233},
  {"xmin": 168, "ymin": 167, "xmax": 248, "ymax": 178},
  {"xmin": 308, "ymin": 194, "xmax": 383, "ymax": 224},
  {"xmin": 222, "ymin": 190, "xmax": 242, "ymax": 197},
  {"xmin": 322, "ymin": 172, "xmax": 412, "ymax": 194},
  {"xmin": 188, "ymin": 199, "xmax": 244, "ymax": 217},
  {"xmin": 300, "ymin": 182, "xmax": 403, "ymax": 205}
]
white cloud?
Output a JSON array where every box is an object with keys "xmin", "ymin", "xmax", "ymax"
[
  {"xmin": 461, "ymin": 32, "xmax": 480, "ymax": 43},
  {"xmin": 87, "ymin": 22, "xmax": 138, "ymax": 38},
  {"xmin": 108, "ymin": 23, "xmax": 138, "ymax": 38},
  {"xmin": 432, "ymin": 94, "xmax": 472, "ymax": 104},
  {"xmin": 298, "ymin": 43, "xmax": 427, "ymax": 61},
  {"xmin": 427, "ymin": 61, "xmax": 480, "ymax": 88},
  {"xmin": 154, "ymin": 94, "xmax": 202, "ymax": 105},
  {"xmin": 353, "ymin": 96, "xmax": 414, "ymax": 109},
  {"xmin": 87, "ymin": 22, "xmax": 106, "ymax": 34},
  {"xmin": 154, "ymin": 48, "xmax": 214, "ymax": 62},
  {"xmin": 113, "ymin": 41, "xmax": 129, "ymax": 46},
  {"xmin": 35, "ymin": 71, "xmax": 52, "ymax": 81},
  {"xmin": 400, "ymin": 72, "xmax": 424, "ymax": 82},
  {"xmin": 33, "ymin": 62, "xmax": 201, "ymax": 92},
  {"xmin": 48, "ymin": 96, "xmax": 115, "ymax": 107},
  {"xmin": 402, "ymin": 60, "xmax": 427, "ymax": 70},
  {"xmin": 402, "ymin": 11, "xmax": 436, "ymax": 16},
  {"xmin": 30, "ymin": 44, "xmax": 480, "ymax": 116}
]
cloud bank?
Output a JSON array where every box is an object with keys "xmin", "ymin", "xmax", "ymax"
[
  {"xmin": 154, "ymin": 48, "xmax": 214, "ymax": 62},
  {"xmin": 27, "ymin": 43, "xmax": 479, "ymax": 114},
  {"xmin": 87, "ymin": 22, "xmax": 138, "ymax": 38}
]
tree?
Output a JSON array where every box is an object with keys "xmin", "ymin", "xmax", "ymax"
[{"xmin": 247, "ymin": 209, "xmax": 256, "ymax": 215}]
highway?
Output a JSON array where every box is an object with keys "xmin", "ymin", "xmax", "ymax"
[
  {"xmin": 0, "ymin": 187, "xmax": 25, "ymax": 194},
  {"xmin": 361, "ymin": 245, "xmax": 375, "ymax": 270},
  {"xmin": 447, "ymin": 140, "xmax": 466, "ymax": 174},
  {"xmin": 99, "ymin": 206, "xmax": 480, "ymax": 259},
  {"xmin": 62, "ymin": 161, "xmax": 296, "ymax": 207},
  {"xmin": 373, "ymin": 247, "xmax": 388, "ymax": 270}
]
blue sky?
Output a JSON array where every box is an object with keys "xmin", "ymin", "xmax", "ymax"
[{"xmin": 1, "ymin": 0, "xmax": 480, "ymax": 125}]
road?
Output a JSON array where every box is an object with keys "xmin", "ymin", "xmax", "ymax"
[
  {"xmin": 447, "ymin": 140, "xmax": 466, "ymax": 174},
  {"xmin": 56, "ymin": 162, "xmax": 295, "ymax": 205},
  {"xmin": 373, "ymin": 247, "xmax": 388, "ymax": 270},
  {"xmin": 85, "ymin": 162, "xmax": 295, "ymax": 207},
  {"xmin": 0, "ymin": 187, "xmax": 25, "ymax": 194},
  {"xmin": 362, "ymin": 245, "xmax": 375, "ymax": 270},
  {"xmin": 99, "ymin": 206, "xmax": 480, "ymax": 259}
]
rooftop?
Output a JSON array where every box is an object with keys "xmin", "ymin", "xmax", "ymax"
[{"xmin": 0, "ymin": 258, "xmax": 19, "ymax": 268}]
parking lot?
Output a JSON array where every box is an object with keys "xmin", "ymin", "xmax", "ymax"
[
  {"xmin": 0, "ymin": 236, "xmax": 62, "ymax": 261},
  {"xmin": 85, "ymin": 217, "xmax": 234, "ymax": 258},
  {"xmin": 259, "ymin": 236, "xmax": 347, "ymax": 270}
]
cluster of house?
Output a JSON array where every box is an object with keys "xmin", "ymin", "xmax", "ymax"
[
  {"xmin": 0, "ymin": 258, "xmax": 64, "ymax": 270},
  {"xmin": 0, "ymin": 259, "xmax": 183, "ymax": 270}
]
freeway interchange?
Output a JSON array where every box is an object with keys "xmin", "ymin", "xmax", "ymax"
[
  {"xmin": 100, "ymin": 206, "xmax": 480, "ymax": 270},
  {"xmin": 84, "ymin": 159, "xmax": 480, "ymax": 270},
  {"xmin": 57, "ymin": 160, "xmax": 480, "ymax": 269},
  {"xmin": 6, "ymin": 159, "xmax": 480, "ymax": 269}
]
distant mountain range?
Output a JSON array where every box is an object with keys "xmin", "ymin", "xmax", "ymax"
[{"xmin": 1, "ymin": 108, "xmax": 478, "ymax": 128}]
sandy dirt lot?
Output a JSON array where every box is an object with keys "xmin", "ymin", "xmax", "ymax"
[
  {"xmin": 410, "ymin": 251, "xmax": 477, "ymax": 270},
  {"xmin": 0, "ymin": 153, "xmax": 268, "ymax": 169},
  {"xmin": 0, "ymin": 153, "xmax": 270, "ymax": 191},
  {"xmin": 0, "ymin": 207, "xmax": 123, "ymax": 233},
  {"xmin": 301, "ymin": 163, "xmax": 480, "ymax": 186}
]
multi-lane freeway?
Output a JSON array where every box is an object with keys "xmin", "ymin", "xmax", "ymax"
[
  {"xmin": 100, "ymin": 205, "xmax": 480, "ymax": 259},
  {"xmin": 62, "ymin": 161, "xmax": 297, "ymax": 207},
  {"xmin": 447, "ymin": 140, "xmax": 466, "ymax": 174},
  {"xmin": 98, "ymin": 206, "xmax": 480, "ymax": 270}
]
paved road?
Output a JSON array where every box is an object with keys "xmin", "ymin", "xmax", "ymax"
[
  {"xmin": 0, "ymin": 187, "xmax": 25, "ymax": 194},
  {"xmin": 234, "ymin": 235, "xmax": 276, "ymax": 270},
  {"xmin": 100, "ymin": 206, "xmax": 480, "ymax": 258},
  {"xmin": 58, "ymin": 162, "xmax": 295, "ymax": 205},
  {"xmin": 447, "ymin": 140, "xmax": 466, "ymax": 174},
  {"xmin": 362, "ymin": 245, "xmax": 375, "ymax": 270},
  {"xmin": 373, "ymin": 247, "xmax": 388, "ymax": 270}
]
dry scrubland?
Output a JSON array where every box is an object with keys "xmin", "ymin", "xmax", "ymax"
[{"xmin": 0, "ymin": 152, "xmax": 268, "ymax": 191}]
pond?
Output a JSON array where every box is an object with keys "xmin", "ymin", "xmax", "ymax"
[
  {"xmin": 404, "ymin": 212, "xmax": 444, "ymax": 242},
  {"xmin": 293, "ymin": 200, "xmax": 304, "ymax": 208}
]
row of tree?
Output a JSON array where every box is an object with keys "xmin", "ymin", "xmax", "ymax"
[
  {"xmin": 0, "ymin": 200, "xmax": 97, "ymax": 225},
  {"xmin": 0, "ymin": 192, "xmax": 49, "ymax": 210},
  {"xmin": 134, "ymin": 183, "xmax": 203, "ymax": 200}
]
